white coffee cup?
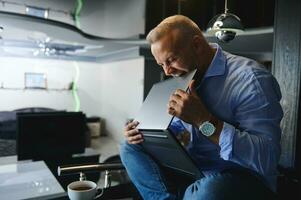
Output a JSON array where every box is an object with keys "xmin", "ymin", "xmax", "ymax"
[{"xmin": 67, "ymin": 180, "xmax": 100, "ymax": 200}]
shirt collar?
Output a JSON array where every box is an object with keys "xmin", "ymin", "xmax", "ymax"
[{"xmin": 203, "ymin": 43, "xmax": 226, "ymax": 78}]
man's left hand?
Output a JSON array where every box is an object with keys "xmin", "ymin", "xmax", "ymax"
[{"xmin": 168, "ymin": 80, "xmax": 210, "ymax": 127}]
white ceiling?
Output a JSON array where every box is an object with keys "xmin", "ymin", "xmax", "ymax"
[
  {"xmin": 0, "ymin": 7, "xmax": 273, "ymax": 62},
  {"xmin": 0, "ymin": 11, "xmax": 146, "ymax": 61},
  {"xmin": 0, "ymin": 0, "xmax": 146, "ymax": 62}
]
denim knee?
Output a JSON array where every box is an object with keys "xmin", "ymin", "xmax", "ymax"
[
  {"xmin": 119, "ymin": 141, "xmax": 176, "ymax": 200},
  {"xmin": 183, "ymin": 173, "xmax": 235, "ymax": 200},
  {"xmin": 183, "ymin": 171, "xmax": 272, "ymax": 200},
  {"xmin": 119, "ymin": 141, "xmax": 131, "ymax": 164},
  {"xmin": 119, "ymin": 140, "xmax": 143, "ymax": 154},
  {"xmin": 119, "ymin": 141, "xmax": 143, "ymax": 165}
]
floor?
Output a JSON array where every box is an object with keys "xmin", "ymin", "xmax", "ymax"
[
  {"xmin": 90, "ymin": 136, "xmax": 134, "ymax": 200},
  {"xmin": 90, "ymin": 135, "xmax": 122, "ymax": 187},
  {"xmin": 90, "ymin": 136, "xmax": 121, "ymax": 162}
]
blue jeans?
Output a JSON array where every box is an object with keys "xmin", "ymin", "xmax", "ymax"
[{"xmin": 120, "ymin": 142, "xmax": 275, "ymax": 200}]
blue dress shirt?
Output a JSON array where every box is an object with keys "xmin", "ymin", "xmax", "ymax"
[{"xmin": 169, "ymin": 44, "xmax": 283, "ymax": 191}]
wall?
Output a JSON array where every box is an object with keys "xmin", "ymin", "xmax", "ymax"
[
  {"xmin": 0, "ymin": 56, "xmax": 145, "ymax": 143},
  {"xmin": 0, "ymin": 57, "xmax": 100, "ymax": 115},
  {"xmin": 272, "ymin": 0, "xmax": 301, "ymax": 169},
  {"xmin": 97, "ymin": 58, "xmax": 145, "ymax": 143}
]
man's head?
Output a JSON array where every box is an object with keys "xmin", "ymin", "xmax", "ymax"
[{"xmin": 147, "ymin": 15, "xmax": 214, "ymax": 77}]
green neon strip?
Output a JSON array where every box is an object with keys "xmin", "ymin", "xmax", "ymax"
[
  {"xmin": 72, "ymin": 62, "xmax": 81, "ymax": 111},
  {"xmin": 72, "ymin": 0, "xmax": 83, "ymax": 111},
  {"xmin": 74, "ymin": 0, "xmax": 84, "ymax": 29}
]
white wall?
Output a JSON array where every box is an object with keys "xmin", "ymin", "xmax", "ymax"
[
  {"xmin": 0, "ymin": 57, "xmax": 102, "ymax": 114},
  {"xmin": 0, "ymin": 56, "xmax": 145, "ymax": 143},
  {"xmin": 97, "ymin": 58, "xmax": 145, "ymax": 142}
]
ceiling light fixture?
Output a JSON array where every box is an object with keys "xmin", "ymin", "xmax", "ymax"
[{"xmin": 206, "ymin": 0, "xmax": 244, "ymax": 43}]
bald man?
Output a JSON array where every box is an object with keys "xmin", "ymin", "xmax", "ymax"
[{"xmin": 120, "ymin": 15, "xmax": 282, "ymax": 200}]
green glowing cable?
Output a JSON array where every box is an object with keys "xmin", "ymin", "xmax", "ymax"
[
  {"xmin": 74, "ymin": 0, "xmax": 84, "ymax": 29},
  {"xmin": 72, "ymin": 0, "xmax": 83, "ymax": 111},
  {"xmin": 72, "ymin": 61, "xmax": 81, "ymax": 111}
]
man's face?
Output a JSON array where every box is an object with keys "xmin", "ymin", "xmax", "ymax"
[{"xmin": 151, "ymin": 31, "xmax": 197, "ymax": 77}]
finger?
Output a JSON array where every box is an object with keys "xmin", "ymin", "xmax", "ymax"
[
  {"xmin": 169, "ymin": 96, "xmax": 182, "ymax": 109},
  {"xmin": 169, "ymin": 93, "xmax": 182, "ymax": 102},
  {"xmin": 124, "ymin": 129, "xmax": 139, "ymax": 137},
  {"xmin": 188, "ymin": 80, "xmax": 198, "ymax": 96},
  {"xmin": 167, "ymin": 100, "xmax": 176, "ymax": 111},
  {"xmin": 125, "ymin": 121, "xmax": 139, "ymax": 131},
  {"xmin": 168, "ymin": 100, "xmax": 177, "ymax": 108},
  {"xmin": 174, "ymin": 89, "xmax": 188, "ymax": 98},
  {"xmin": 129, "ymin": 138, "xmax": 144, "ymax": 144},
  {"xmin": 168, "ymin": 106, "xmax": 177, "ymax": 116},
  {"xmin": 128, "ymin": 134, "xmax": 143, "ymax": 143},
  {"xmin": 125, "ymin": 119, "xmax": 134, "ymax": 125}
]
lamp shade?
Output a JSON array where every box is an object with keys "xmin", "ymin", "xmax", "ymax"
[{"xmin": 206, "ymin": 13, "xmax": 244, "ymax": 35}]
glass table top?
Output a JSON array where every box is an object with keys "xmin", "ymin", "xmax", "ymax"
[{"xmin": 0, "ymin": 160, "xmax": 66, "ymax": 200}]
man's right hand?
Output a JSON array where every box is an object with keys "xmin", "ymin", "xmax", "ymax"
[{"xmin": 124, "ymin": 121, "xmax": 144, "ymax": 144}]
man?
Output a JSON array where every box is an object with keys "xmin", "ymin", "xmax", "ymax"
[{"xmin": 120, "ymin": 15, "xmax": 283, "ymax": 200}]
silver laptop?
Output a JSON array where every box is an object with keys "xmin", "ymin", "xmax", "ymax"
[{"xmin": 135, "ymin": 69, "xmax": 203, "ymax": 179}]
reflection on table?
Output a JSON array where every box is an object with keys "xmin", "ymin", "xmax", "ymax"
[{"xmin": 0, "ymin": 160, "xmax": 66, "ymax": 200}]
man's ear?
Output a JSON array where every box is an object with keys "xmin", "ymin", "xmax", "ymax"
[{"xmin": 192, "ymin": 35, "xmax": 203, "ymax": 52}]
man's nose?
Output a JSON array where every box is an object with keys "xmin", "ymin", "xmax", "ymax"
[{"xmin": 163, "ymin": 65, "xmax": 174, "ymax": 76}]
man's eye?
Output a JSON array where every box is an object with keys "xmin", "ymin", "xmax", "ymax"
[{"xmin": 168, "ymin": 57, "xmax": 177, "ymax": 63}]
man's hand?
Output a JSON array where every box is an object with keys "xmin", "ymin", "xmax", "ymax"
[
  {"xmin": 124, "ymin": 121, "xmax": 144, "ymax": 144},
  {"xmin": 168, "ymin": 80, "xmax": 210, "ymax": 127}
]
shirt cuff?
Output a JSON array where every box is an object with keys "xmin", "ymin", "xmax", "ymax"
[
  {"xmin": 219, "ymin": 122, "xmax": 235, "ymax": 160},
  {"xmin": 169, "ymin": 117, "xmax": 186, "ymax": 135}
]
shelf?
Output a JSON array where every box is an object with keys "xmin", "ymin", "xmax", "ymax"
[{"xmin": 0, "ymin": 87, "xmax": 72, "ymax": 91}]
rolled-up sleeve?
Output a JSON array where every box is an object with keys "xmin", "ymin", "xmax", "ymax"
[{"xmin": 219, "ymin": 122, "xmax": 235, "ymax": 160}]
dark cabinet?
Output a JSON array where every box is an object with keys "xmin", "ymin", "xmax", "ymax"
[{"xmin": 145, "ymin": 0, "xmax": 275, "ymax": 35}]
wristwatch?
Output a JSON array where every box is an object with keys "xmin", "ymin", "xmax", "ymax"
[{"xmin": 199, "ymin": 121, "xmax": 216, "ymax": 137}]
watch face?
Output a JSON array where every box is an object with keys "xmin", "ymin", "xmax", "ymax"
[{"xmin": 199, "ymin": 121, "xmax": 216, "ymax": 137}]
